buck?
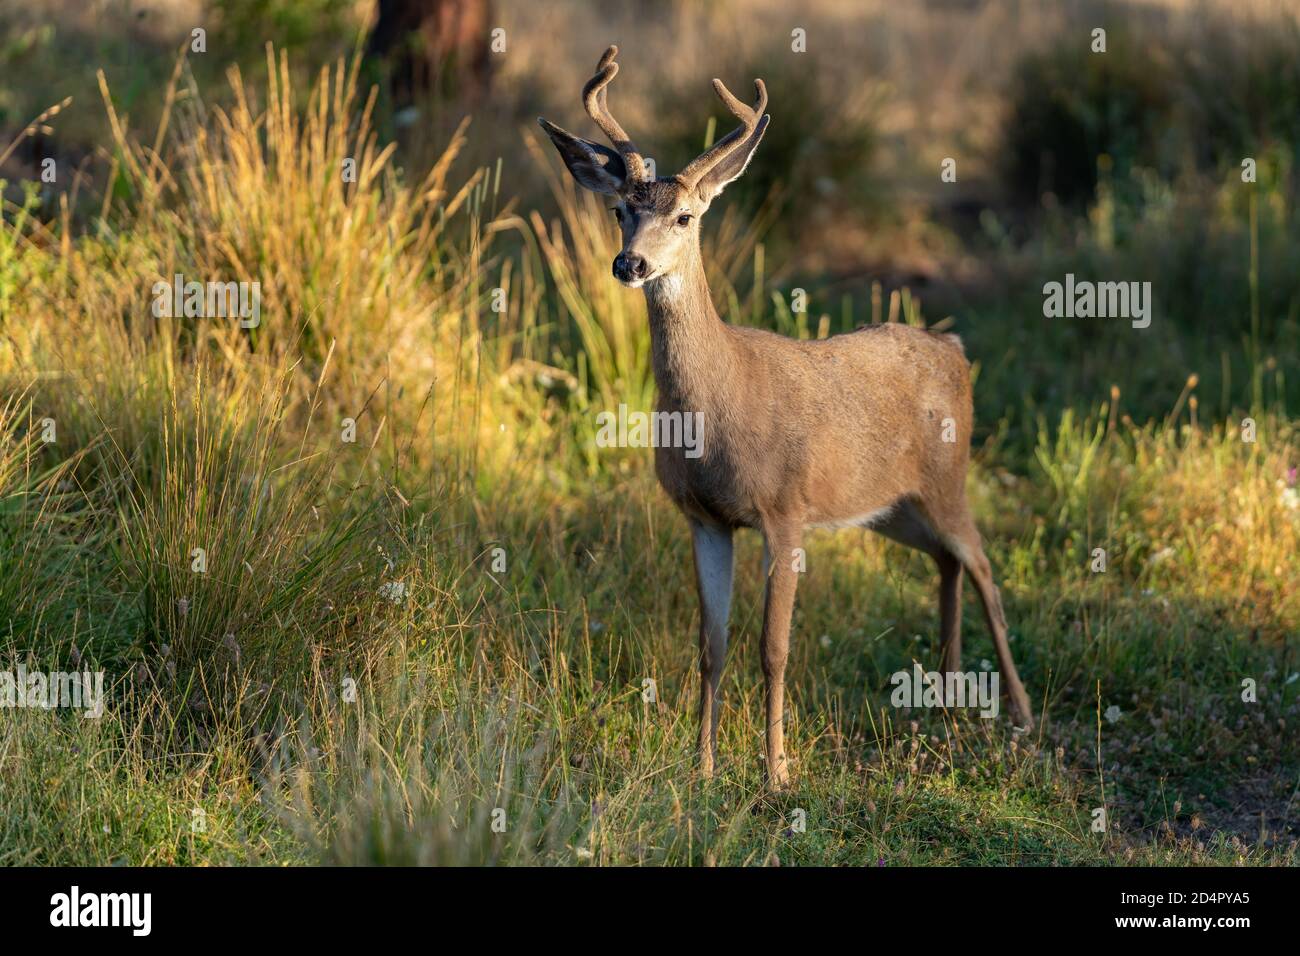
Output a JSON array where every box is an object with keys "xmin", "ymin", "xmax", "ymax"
[{"xmin": 540, "ymin": 47, "xmax": 1033, "ymax": 788}]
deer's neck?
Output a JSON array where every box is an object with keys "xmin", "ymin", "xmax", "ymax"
[{"xmin": 643, "ymin": 248, "xmax": 737, "ymax": 413}]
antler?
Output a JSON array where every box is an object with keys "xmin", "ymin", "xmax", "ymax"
[
  {"xmin": 582, "ymin": 45, "xmax": 648, "ymax": 183},
  {"xmin": 677, "ymin": 77, "xmax": 768, "ymax": 189}
]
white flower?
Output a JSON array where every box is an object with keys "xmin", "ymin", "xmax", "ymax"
[
  {"xmin": 819, "ymin": 634, "xmax": 831, "ymax": 649},
  {"xmin": 1104, "ymin": 705, "xmax": 1122, "ymax": 723},
  {"xmin": 979, "ymin": 659, "xmax": 993, "ymax": 672},
  {"xmin": 378, "ymin": 581, "xmax": 407, "ymax": 604}
]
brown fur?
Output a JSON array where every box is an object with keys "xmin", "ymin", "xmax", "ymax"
[{"xmin": 540, "ymin": 47, "xmax": 1033, "ymax": 788}]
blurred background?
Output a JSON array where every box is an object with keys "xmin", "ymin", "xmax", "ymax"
[{"xmin": 3, "ymin": 0, "xmax": 1299, "ymax": 440}]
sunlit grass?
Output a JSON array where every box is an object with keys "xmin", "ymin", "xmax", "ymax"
[{"xmin": 0, "ymin": 41, "xmax": 1296, "ymax": 867}]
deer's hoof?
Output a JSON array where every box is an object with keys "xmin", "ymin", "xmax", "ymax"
[{"xmin": 1010, "ymin": 707, "xmax": 1035, "ymax": 733}]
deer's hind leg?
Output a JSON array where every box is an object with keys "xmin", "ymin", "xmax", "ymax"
[
  {"xmin": 871, "ymin": 500, "xmax": 965, "ymax": 677},
  {"xmin": 923, "ymin": 501, "xmax": 1034, "ymax": 730}
]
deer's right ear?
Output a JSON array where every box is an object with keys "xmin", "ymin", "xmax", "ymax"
[{"xmin": 538, "ymin": 118, "xmax": 628, "ymax": 195}]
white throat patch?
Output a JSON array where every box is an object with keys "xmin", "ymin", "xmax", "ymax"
[{"xmin": 646, "ymin": 273, "xmax": 684, "ymax": 301}]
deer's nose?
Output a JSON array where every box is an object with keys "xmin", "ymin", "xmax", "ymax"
[{"xmin": 613, "ymin": 253, "xmax": 649, "ymax": 282}]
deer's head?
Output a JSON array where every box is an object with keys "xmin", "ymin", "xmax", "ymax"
[{"xmin": 539, "ymin": 46, "xmax": 770, "ymax": 288}]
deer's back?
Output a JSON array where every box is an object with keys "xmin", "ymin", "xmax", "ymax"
[{"xmin": 655, "ymin": 321, "xmax": 974, "ymax": 529}]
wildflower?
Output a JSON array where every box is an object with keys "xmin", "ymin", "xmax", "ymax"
[
  {"xmin": 378, "ymin": 581, "xmax": 407, "ymax": 604},
  {"xmin": 1104, "ymin": 704, "xmax": 1122, "ymax": 723},
  {"xmin": 1280, "ymin": 481, "xmax": 1299, "ymax": 511}
]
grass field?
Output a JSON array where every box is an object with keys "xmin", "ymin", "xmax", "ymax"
[{"xmin": 0, "ymin": 0, "xmax": 1298, "ymax": 866}]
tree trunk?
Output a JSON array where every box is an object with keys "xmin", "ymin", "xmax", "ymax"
[{"xmin": 365, "ymin": 0, "xmax": 492, "ymax": 108}]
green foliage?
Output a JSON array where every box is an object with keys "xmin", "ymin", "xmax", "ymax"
[
  {"xmin": 1003, "ymin": 16, "xmax": 1300, "ymax": 208},
  {"xmin": 210, "ymin": 0, "xmax": 358, "ymax": 59},
  {"xmin": 2, "ymin": 15, "xmax": 1298, "ymax": 867},
  {"xmin": 0, "ymin": 179, "xmax": 39, "ymax": 313},
  {"xmin": 650, "ymin": 46, "xmax": 884, "ymax": 226},
  {"xmin": 1005, "ymin": 28, "xmax": 1177, "ymax": 207}
]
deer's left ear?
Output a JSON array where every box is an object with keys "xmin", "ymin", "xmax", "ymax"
[
  {"xmin": 538, "ymin": 118, "xmax": 629, "ymax": 195},
  {"xmin": 693, "ymin": 115, "xmax": 769, "ymax": 203}
]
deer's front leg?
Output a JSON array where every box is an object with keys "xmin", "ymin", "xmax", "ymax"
[
  {"xmin": 760, "ymin": 520, "xmax": 802, "ymax": 789},
  {"xmin": 690, "ymin": 520, "xmax": 734, "ymax": 778}
]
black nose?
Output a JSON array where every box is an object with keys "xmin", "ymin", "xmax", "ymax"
[{"xmin": 613, "ymin": 253, "xmax": 649, "ymax": 281}]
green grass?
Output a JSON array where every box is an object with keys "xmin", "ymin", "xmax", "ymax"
[{"xmin": 0, "ymin": 40, "xmax": 1297, "ymax": 867}]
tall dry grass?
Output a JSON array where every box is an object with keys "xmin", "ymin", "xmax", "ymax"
[{"xmin": 0, "ymin": 27, "xmax": 1296, "ymax": 865}]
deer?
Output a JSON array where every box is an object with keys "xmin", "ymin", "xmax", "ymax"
[{"xmin": 539, "ymin": 46, "xmax": 1033, "ymax": 789}]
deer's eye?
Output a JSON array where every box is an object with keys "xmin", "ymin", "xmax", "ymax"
[{"xmin": 676, "ymin": 214, "xmax": 692, "ymax": 227}]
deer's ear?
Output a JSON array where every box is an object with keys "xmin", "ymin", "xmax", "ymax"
[
  {"xmin": 694, "ymin": 115, "xmax": 770, "ymax": 203},
  {"xmin": 538, "ymin": 118, "xmax": 628, "ymax": 195}
]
